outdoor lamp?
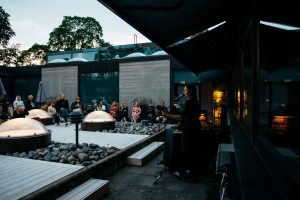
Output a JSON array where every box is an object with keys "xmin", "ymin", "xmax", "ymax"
[{"xmin": 69, "ymin": 110, "xmax": 83, "ymax": 147}]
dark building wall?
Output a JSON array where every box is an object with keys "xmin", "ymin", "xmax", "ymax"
[{"xmin": 0, "ymin": 66, "xmax": 41, "ymax": 103}]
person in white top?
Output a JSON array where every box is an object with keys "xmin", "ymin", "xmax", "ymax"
[
  {"xmin": 48, "ymin": 98, "xmax": 60, "ymax": 125},
  {"xmin": 13, "ymin": 95, "xmax": 25, "ymax": 110},
  {"xmin": 97, "ymin": 100, "xmax": 106, "ymax": 111}
]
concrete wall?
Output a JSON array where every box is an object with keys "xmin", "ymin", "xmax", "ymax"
[
  {"xmin": 42, "ymin": 66, "xmax": 78, "ymax": 104},
  {"xmin": 119, "ymin": 59, "xmax": 170, "ymax": 115}
]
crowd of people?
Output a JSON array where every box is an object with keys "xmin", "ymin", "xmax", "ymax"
[
  {"xmin": 0, "ymin": 84, "xmax": 208, "ymax": 183},
  {"xmin": 0, "ymin": 93, "xmax": 177, "ymax": 126}
]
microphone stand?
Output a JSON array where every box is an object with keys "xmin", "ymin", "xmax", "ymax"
[
  {"xmin": 150, "ymin": 93, "xmax": 183, "ymax": 124},
  {"xmin": 153, "ymin": 93, "xmax": 183, "ymax": 184}
]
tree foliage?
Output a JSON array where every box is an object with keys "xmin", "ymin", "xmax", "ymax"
[
  {"xmin": 0, "ymin": 6, "xmax": 15, "ymax": 47},
  {"xmin": 48, "ymin": 16, "xmax": 111, "ymax": 51},
  {"xmin": 21, "ymin": 43, "xmax": 49, "ymax": 65},
  {"xmin": 0, "ymin": 44, "xmax": 22, "ymax": 67},
  {"xmin": 0, "ymin": 43, "xmax": 49, "ymax": 67}
]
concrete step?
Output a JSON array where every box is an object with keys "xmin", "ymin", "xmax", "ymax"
[
  {"xmin": 127, "ymin": 141, "xmax": 164, "ymax": 166},
  {"xmin": 56, "ymin": 178, "xmax": 109, "ymax": 200}
]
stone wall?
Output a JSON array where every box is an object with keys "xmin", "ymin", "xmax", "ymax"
[
  {"xmin": 119, "ymin": 59, "xmax": 170, "ymax": 115},
  {"xmin": 42, "ymin": 66, "xmax": 78, "ymax": 103}
]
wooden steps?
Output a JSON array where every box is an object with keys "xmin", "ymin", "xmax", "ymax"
[
  {"xmin": 127, "ymin": 141, "xmax": 164, "ymax": 166},
  {"xmin": 56, "ymin": 178, "xmax": 109, "ymax": 200}
]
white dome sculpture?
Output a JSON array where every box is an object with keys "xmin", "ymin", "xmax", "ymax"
[
  {"xmin": 68, "ymin": 57, "xmax": 88, "ymax": 62},
  {"xmin": 27, "ymin": 109, "xmax": 52, "ymax": 119},
  {"xmin": 83, "ymin": 111, "xmax": 115, "ymax": 123},
  {"xmin": 151, "ymin": 51, "xmax": 168, "ymax": 56},
  {"xmin": 0, "ymin": 118, "xmax": 49, "ymax": 138},
  {"xmin": 124, "ymin": 52, "xmax": 146, "ymax": 58},
  {"xmin": 48, "ymin": 59, "xmax": 67, "ymax": 63}
]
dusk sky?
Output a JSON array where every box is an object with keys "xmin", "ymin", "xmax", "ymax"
[{"xmin": 1, "ymin": 0, "xmax": 150, "ymax": 50}]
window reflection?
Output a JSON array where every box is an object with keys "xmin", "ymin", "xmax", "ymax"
[{"xmin": 80, "ymin": 72, "xmax": 119, "ymax": 106}]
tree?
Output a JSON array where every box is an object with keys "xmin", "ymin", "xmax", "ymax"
[
  {"xmin": 0, "ymin": 6, "xmax": 15, "ymax": 47},
  {"xmin": 20, "ymin": 43, "xmax": 49, "ymax": 65},
  {"xmin": 48, "ymin": 16, "xmax": 111, "ymax": 51},
  {"xmin": 0, "ymin": 44, "xmax": 22, "ymax": 67}
]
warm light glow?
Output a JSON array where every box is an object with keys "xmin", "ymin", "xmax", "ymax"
[
  {"xmin": 237, "ymin": 89, "xmax": 248, "ymax": 117},
  {"xmin": 213, "ymin": 90, "xmax": 223, "ymax": 104},
  {"xmin": 272, "ymin": 116, "xmax": 294, "ymax": 133},
  {"xmin": 199, "ymin": 114, "xmax": 206, "ymax": 121},
  {"xmin": 213, "ymin": 90, "xmax": 224, "ymax": 125}
]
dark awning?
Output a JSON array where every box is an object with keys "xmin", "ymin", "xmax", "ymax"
[{"xmin": 98, "ymin": 0, "xmax": 300, "ymax": 73}]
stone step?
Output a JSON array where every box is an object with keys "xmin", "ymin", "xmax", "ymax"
[
  {"xmin": 56, "ymin": 178, "xmax": 109, "ymax": 200},
  {"xmin": 127, "ymin": 141, "xmax": 164, "ymax": 166}
]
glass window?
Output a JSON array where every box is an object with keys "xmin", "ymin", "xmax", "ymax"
[{"xmin": 80, "ymin": 72, "xmax": 119, "ymax": 107}]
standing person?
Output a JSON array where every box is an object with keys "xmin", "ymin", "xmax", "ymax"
[
  {"xmin": 131, "ymin": 101, "xmax": 141, "ymax": 123},
  {"xmin": 109, "ymin": 101, "xmax": 118, "ymax": 119},
  {"xmin": 13, "ymin": 95, "xmax": 25, "ymax": 110},
  {"xmin": 162, "ymin": 84, "xmax": 201, "ymax": 182},
  {"xmin": 119, "ymin": 101, "xmax": 129, "ymax": 122},
  {"xmin": 24, "ymin": 95, "xmax": 36, "ymax": 111},
  {"xmin": 55, "ymin": 93, "xmax": 69, "ymax": 125}
]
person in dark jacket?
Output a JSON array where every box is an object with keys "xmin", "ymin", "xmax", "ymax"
[
  {"xmin": 55, "ymin": 93, "xmax": 69, "ymax": 124},
  {"xmin": 70, "ymin": 97, "xmax": 84, "ymax": 112},
  {"xmin": 118, "ymin": 101, "xmax": 129, "ymax": 122},
  {"xmin": 24, "ymin": 95, "xmax": 36, "ymax": 111},
  {"xmin": 163, "ymin": 84, "xmax": 201, "ymax": 182},
  {"xmin": 12, "ymin": 105, "xmax": 29, "ymax": 118}
]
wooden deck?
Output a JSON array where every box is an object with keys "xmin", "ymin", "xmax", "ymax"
[{"xmin": 0, "ymin": 155, "xmax": 83, "ymax": 200}]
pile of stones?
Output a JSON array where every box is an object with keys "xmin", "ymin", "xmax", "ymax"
[
  {"xmin": 6, "ymin": 142, "xmax": 119, "ymax": 167},
  {"xmin": 113, "ymin": 122, "xmax": 165, "ymax": 135},
  {"xmin": 5, "ymin": 122, "xmax": 166, "ymax": 166}
]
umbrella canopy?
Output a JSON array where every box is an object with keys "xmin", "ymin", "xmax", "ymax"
[
  {"xmin": 0, "ymin": 78, "xmax": 6, "ymax": 97},
  {"xmin": 36, "ymin": 81, "xmax": 48, "ymax": 103}
]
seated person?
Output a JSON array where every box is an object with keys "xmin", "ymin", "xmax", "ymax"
[
  {"xmin": 0, "ymin": 105, "xmax": 8, "ymax": 123},
  {"xmin": 71, "ymin": 97, "xmax": 84, "ymax": 112},
  {"xmin": 24, "ymin": 95, "xmax": 36, "ymax": 111},
  {"xmin": 13, "ymin": 95, "xmax": 25, "ymax": 111},
  {"xmin": 40, "ymin": 102, "xmax": 48, "ymax": 112},
  {"xmin": 156, "ymin": 101, "xmax": 168, "ymax": 123},
  {"xmin": 6, "ymin": 104, "xmax": 13, "ymax": 119},
  {"xmin": 55, "ymin": 93, "xmax": 69, "ymax": 124},
  {"xmin": 84, "ymin": 104, "xmax": 94, "ymax": 116},
  {"xmin": 96, "ymin": 100, "xmax": 106, "ymax": 111},
  {"xmin": 13, "ymin": 105, "xmax": 29, "ymax": 118},
  {"xmin": 48, "ymin": 99, "xmax": 60, "ymax": 125}
]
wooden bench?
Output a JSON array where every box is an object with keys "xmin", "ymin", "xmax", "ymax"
[
  {"xmin": 56, "ymin": 178, "xmax": 109, "ymax": 200},
  {"xmin": 127, "ymin": 141, "xmax": 164, "ymax": 166}
]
